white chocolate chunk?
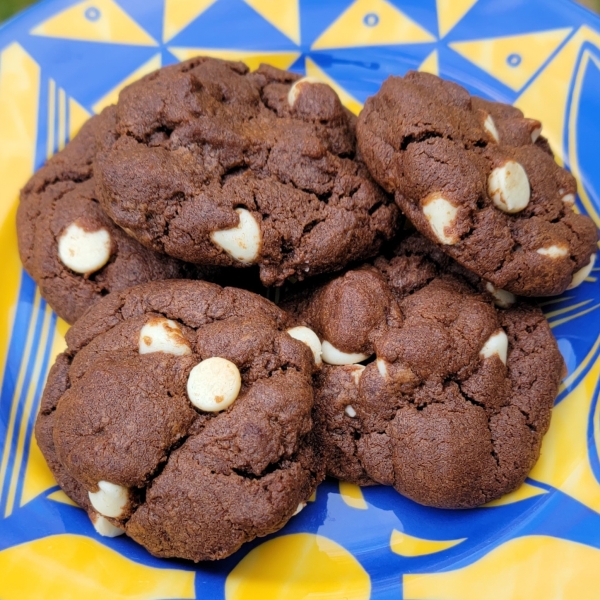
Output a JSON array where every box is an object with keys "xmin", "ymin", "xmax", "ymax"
[
  {"xmin": 488, "ymin": 161, "xmax": 530, "ymax": 213},
  {"xmin": 345, "ymin": 405, "xmax": 357, "ymax": 418},
  {"xmin": 422, "ymin": 195, "xmax": 460, "ymax": 245},
  {"xmin": 293, "ymin": 502, "xmax": 307, "ymax": 516},
  {"xmin": 286, "ymin": 326, "xmax": 322, "ymax": 366},
  {"xmin": 91, "ymin": 513, "xmax": 124, "ymax": 538},
  {"xmin": 321, "ymin": 341, "xmax": 371, "ymax": 365},
  {"xmin": 531, "ymin": 126, "xmax": 542, "ymax": 143},
  {"xmin": 58, "ymin": 222, "xmax": 111, "ymax": 274},
  {"xmin": 485, "ymin": 282, "xmax": 516, "ymax": 309},
  {"xmin": 377, "ymin": 358, "xmax": 389, "ymax": 379},
  {"xmin": 187, "ymin": 357, "xmax": 241, "ymax": 412},
  {"xmin": 562, "ymin": 193, "xmax": 575, "ymax": 206},
  {"xmin": 479, "ymin": 329, "xmax": 508, "ymax": 365},
  {"xmin": 536, "ymin": 245, "xmax": 569, "ymax": 259},
  {"xmin": 568, "ymin": 254, "xmax": 596, "ymax": 290},
  {"xmin": 483, "ymin": 114, "xmax": 499, "ymax": 142},
  {"xmin": 139, "ymin": 318, "xmax": 191, "ymax": 356},
  {"xmin": 288, "ymin": 76, "xmax": 322, "ymax": 107},
  {"xmin": 349, "ymin": 365, "xmax": 365, "ymax": 385},
  {"xmin": 88, "ymin": 481, "xmax": 129, "ymax": 519},
  {"xmin": 211, "ymin": 208, "xmax": 261, "ymax": 264}
]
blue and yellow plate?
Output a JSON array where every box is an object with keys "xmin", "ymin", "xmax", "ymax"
[{"xmin": 2, "ymin": 0, "xmax": 600, "ymax": 598}]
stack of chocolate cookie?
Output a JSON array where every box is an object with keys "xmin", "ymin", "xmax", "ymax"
[{"xmin": 19, "ymin": 57, "xmax": 597, "ymax": 562}]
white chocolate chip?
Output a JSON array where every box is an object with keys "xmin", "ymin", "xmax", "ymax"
[
  {"xmin": 187, "ymin": 357, "xmax": 241, "ymax": 412},
  {"xmin": 568, "ymin": 254, "xmax": 596, "ymax": 290},
  {"xmin": 88, "ymin": 481, "xmax": 129, "ymax": 519},
  {"xmin": 483, "ymin": 114, "xmax": 499, "ymax": 143},
  {"xmin": 90, "ymin": 513, "xmax": 124, "ymax": 538},
  {"xmin": 376, "ymin": 358, "xmax": 389, "ymax": 379},
  {"xmin": 488, "ymin": 161, "xmax": 530, "ymax": 214},
  {"xmin": 562, "ymin": 193, "xmax": 575, "ymax": 206},
  {"xmin": 349, "ymin": 365, "xmax": 365, "ymax": 385},
  {"xmin": 288, "ymin": 76, "xmax": 322, "ymax": 107},
  {"xmin": 58, "ymin": 222, "xmax": 111, "ymax": 274},
  {"xmin": 210, "ymin": 208, "xmax": 261, "ymax": 264},
  {"xmin": 321, "ymin": 341, "xmax": 371, "ymax": 365},
  {"xmin": 485, "ymin": 282, "xmax": 516, "ymax": 309},
  {"xmin": 536, "ymin": 245, "xmax": 569, "ymax": 259},
  {"xmin": 531, "ymin": 126, "xmax": 542, "ymax": 143},
  {"xmin": 293, "ymin": 502, "xmax": 307, "ymax": 516},
  {"xmin": 286, "ymin": 326, "xmax": 322, "ymax": 366},
  {"xmin": 345, "ymin": 405, "xmax": 357, "ymax": 418},
  {"xmin": 422, "ymin": 195, "xmax": 460, "ymax": 245},
  {"xmin": 139, "ymin": 318, "xmax": 191, "ymax": 356},
  {"xmin": 479, "ymin": 329, "xmax": 508, "ymax": 365}
]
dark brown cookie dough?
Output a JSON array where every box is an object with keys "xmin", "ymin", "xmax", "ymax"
[
  {"xmin": 35, "ymin": 280, "xmax": 324, "ymax": 560},
  {"xmin": 17, "ymin": 108, "xmax": 207, "ymax": 324},
  {"xmin": 284, "ymin": 234, "xmax": 565, "ymax": 508},
  {"xmin": 94, "ymin": 57, "xmax": 399, "ymax": 286},
  {"xmin": 357, "ymin": 70, "xmax": 597, "ymax": 297}
]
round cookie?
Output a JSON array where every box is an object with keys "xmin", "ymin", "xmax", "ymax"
[
  {"xmin": 35, "ymin": 280, "xmax": 324, "ymax": 561},
  {"xmin": 94, "ymin": 57, "xmax": 399, "ymax": 286},
  {"xmin": 284, "ymin": 234, "xmax": 565, "ymax": 508},
  {"xmin": 357, "ymin": 70, "xmax": 597, "ymax": 297},
  {"xmin": 17, "ymin": 107, "xmax": 206, "ymax": 324}
]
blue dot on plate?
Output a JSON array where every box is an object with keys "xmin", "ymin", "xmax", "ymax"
[
  {"xmin": 507, "ymin": 53, "xmax": 522, "ymax": 67},
  {"xmin": 364, "ymin": 13, "xmax": 379, "ymax": 27},
  {"xmin": 84, "ymin": 7, "xmax": 101, "ymax": 21}
]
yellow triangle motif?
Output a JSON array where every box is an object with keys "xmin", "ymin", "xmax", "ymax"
[
  {"xmin": 31, "ymin": 0, "xmax": 157, "ymax": 46},
  {"xmin": 515, "ymin": 26, "xmax": 600, "ymax": 164},
  {"xmin": 390, "ymin": 530, "xmax": 465, "ymax": 557},
  {"xmin": 168, "ymin": 48, "xmax": 300, "ymax": 72},
  {"xmin": 312, "ymin": 0, "xmax": 435, "ymax": 50},
  {"xmin": 305, "ymin": 57, "xmax": 363, "ymax": 115},
  {"xmin": 47, "ymin": 490, "xmax": 78, "ymax": 507},
  {"xmin": 436, "ymin": 0, "xmax": 478, "ymax": 38},
  {"xmin": 483, "ymin": 481, "xmax": 548, "ymax": 507},
  {"xmin": 93, "ymin": 53, "xmax": 161, "ymax": 114},
  {"xmin": 68, "ymin": 98, "xmax": 91, "ymax": 142},
  {"xmin": 404, "ymin": 536, "xmax": 600, "ymax": 600},
  {"xmin": 0, "ymin": 535, "xmax": 195, "ymax": 600},
  {"xmin": 527, "ymin": 334, "xmax": 600, "ymax": 513},
  {"xmin": 163, "ymin": 0, "xmax": 217, "ymax": 43},
  {"xmin": 338, "ymin": 481, "xmax": 368, "ymax": 509},
  {"xmin": 419, "ymin": 49, "xmax": 439, "ymax": 75},
  {"xmin": 0, "ymin": 43, "xmax": 39, "ymax": 381},
  {"xmin": 450, "ymin": 28, "xmax": 572, "ymax": 91},
  {"xmin": 226, "ymin": 534, "xmax": 371, "ymax": 600},
  {"xmin": 243, "ymin": 0, "xmax": 300, "ymax": 45},
  {"xmin": 0, "ymin": 42, "xmax": 39, "ymax": 228}
]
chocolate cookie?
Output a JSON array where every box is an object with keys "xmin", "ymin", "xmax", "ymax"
[
  {"xmin": 94, "ymin": 57, "xmax": 399, "ymax": 286},
  {"xmin": 17, "ymin": 108, "xmax": 210, "ymax": 324},
  {"xmin": 35, "ymin": 280, "xmax": 324, "ymax": 560},
  {"xmin": 284, "ymin": 234, "xmax": 565, "ymax": 508},
  {"xmin": 357, "ymin": 71, "xmax": 597, "ymax": 297}
]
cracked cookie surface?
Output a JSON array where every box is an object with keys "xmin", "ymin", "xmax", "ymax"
[
  {"xmin": 35, "ymin": 280, "xmax": 324, "ymax": 561},
  {"xmin": 357, "ymin": 71, "xmax": 597, "ymax": 297},
  {"xmin": 17, "ymin": 108, "xmax": 204, "ymax": 324},
  {"xmin": 94, "ymin": 57, "xmax": 398, "ymax": 286},
  {"xmin": 285, "ymin": 234, "xmax": 565, "ymax": 508}
]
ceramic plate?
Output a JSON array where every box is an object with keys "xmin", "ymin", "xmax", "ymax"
[{"xmin": 1, "ymin": 0, "xmax": 600, "ymax": 598}]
